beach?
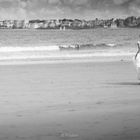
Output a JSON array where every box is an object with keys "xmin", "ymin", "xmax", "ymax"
[{"xmin": 0, "ymin": 59, "xmax": 140, "ymax": 140}]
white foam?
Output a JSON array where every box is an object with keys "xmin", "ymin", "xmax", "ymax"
[
  {"xmin": 0, "ymin": 46, "xmax": 60, "ymax": 52},
  {"xmin": 0, "ymin": 51, "xmax": 134, "ymax": 60},
  {"xmin": 107, "ymin": 43, "xmax": 116, "ymax": 47},
  {"xmin": 0, "ymin": 45, "xmax": 135, "ymax": 62}
]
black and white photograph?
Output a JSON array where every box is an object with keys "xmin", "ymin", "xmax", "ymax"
[{"xmin": 0, "ymin": 0, "xmax": 140, "ymax": 140}]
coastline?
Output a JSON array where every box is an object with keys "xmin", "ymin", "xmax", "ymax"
[{"xmin": 0, "ymin": 51, "xmax": 135, "ymax": 65}]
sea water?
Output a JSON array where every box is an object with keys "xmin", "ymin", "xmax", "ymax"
[{"xmin": 0, "ymin": 28, "xmax": 139, "ymax": 64}]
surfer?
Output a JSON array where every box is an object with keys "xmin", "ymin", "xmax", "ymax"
[{"xmin": 135, "ymin": 41, "xmax": 140, "ymax": 60}]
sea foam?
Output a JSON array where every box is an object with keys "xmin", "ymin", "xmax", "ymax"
[
  {"xmin": 0, "ymin": 44, "xmax": 135, "ymax": 63},
  {"xmin": 0, "ymin": 46, "xmax": 60, "ymax": 52}
]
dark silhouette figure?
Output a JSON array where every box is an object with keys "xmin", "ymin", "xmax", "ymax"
[{"xmin": 135, "ymin": 41, "xmax": 140, "ymax": 60}]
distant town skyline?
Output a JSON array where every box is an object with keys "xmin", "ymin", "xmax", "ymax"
[{"xmin": 0, "ymin": 0, "xmax": 140, "ymax": 20}]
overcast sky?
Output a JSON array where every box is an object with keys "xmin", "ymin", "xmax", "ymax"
[{"xmin": 0, "ymin": 0, "xmax": 140, "ymax": 20}]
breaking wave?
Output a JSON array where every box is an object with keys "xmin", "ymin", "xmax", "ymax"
[
  {"xmin": 0, "ymin": 43, "xmax": 135, "ymax": 63},
  {"xmin": 0, "ymin": 45, "xmax": 60, "ymax": 52},
  {"xmin": 0, "ymin": 43, "xmax": 117, "ymax": 52},
  {"xmin": 59, "ymin": 43, "xmax": 117, "ymax": 50}
]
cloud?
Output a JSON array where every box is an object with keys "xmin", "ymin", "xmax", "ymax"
[{"xmin": 0, "ymin": 0, "xmax": 140, "ymax": 20}]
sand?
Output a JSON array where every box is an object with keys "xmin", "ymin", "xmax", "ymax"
[{"xmin": 0, "ymin": 60, "xmax": 140, "ymax": 140}]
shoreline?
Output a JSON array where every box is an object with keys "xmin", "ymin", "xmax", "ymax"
[{"xmin": 0, "ymin": 54, "xmax": 135, "ymax": 65}]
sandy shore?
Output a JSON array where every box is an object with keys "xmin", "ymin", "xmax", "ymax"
[{"xmin": 0, "ymin": 60, "xmax": 140, "ymax": 140}]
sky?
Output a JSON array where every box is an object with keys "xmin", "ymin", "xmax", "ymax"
[{"xmin": 0, "ymin": 0, "xmax": 140, "ymax": 20}]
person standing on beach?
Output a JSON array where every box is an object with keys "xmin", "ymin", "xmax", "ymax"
[
  {"xmin": 134, "ymin": 40, "xmax": 140, "ymax": 80},
  {"xmin": 135, "ymin": 41, "xmax": 140, "ymax": 60}
]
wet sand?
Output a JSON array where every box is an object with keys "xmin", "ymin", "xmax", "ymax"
[{"xmin": 0, "ymin": 60, "xmax": 140, "ymax": 140}]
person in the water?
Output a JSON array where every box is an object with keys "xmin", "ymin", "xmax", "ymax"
[{"xmin": 135, "ymin": 41, "xmax": 140, "ymax": 60}]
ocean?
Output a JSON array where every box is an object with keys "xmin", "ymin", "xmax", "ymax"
[{"xmin": 0, "ymin": 28, "xmax": 139, "ymax": 64}]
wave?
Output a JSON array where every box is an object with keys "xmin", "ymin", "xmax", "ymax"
[
  {"xmin": 0, "ymin": 46, "xmax": 60, "ymax": 52},
  {"xmin": 0, "ymin": 43, "xmax": 135, "ymax": 63},
  {"xmin": 59, "ymin": 43, "xmax": 117, "ymax": 50},
  {"xmin": 0, "ymin": 43, "xmax": 118, "ymax": 53}
]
